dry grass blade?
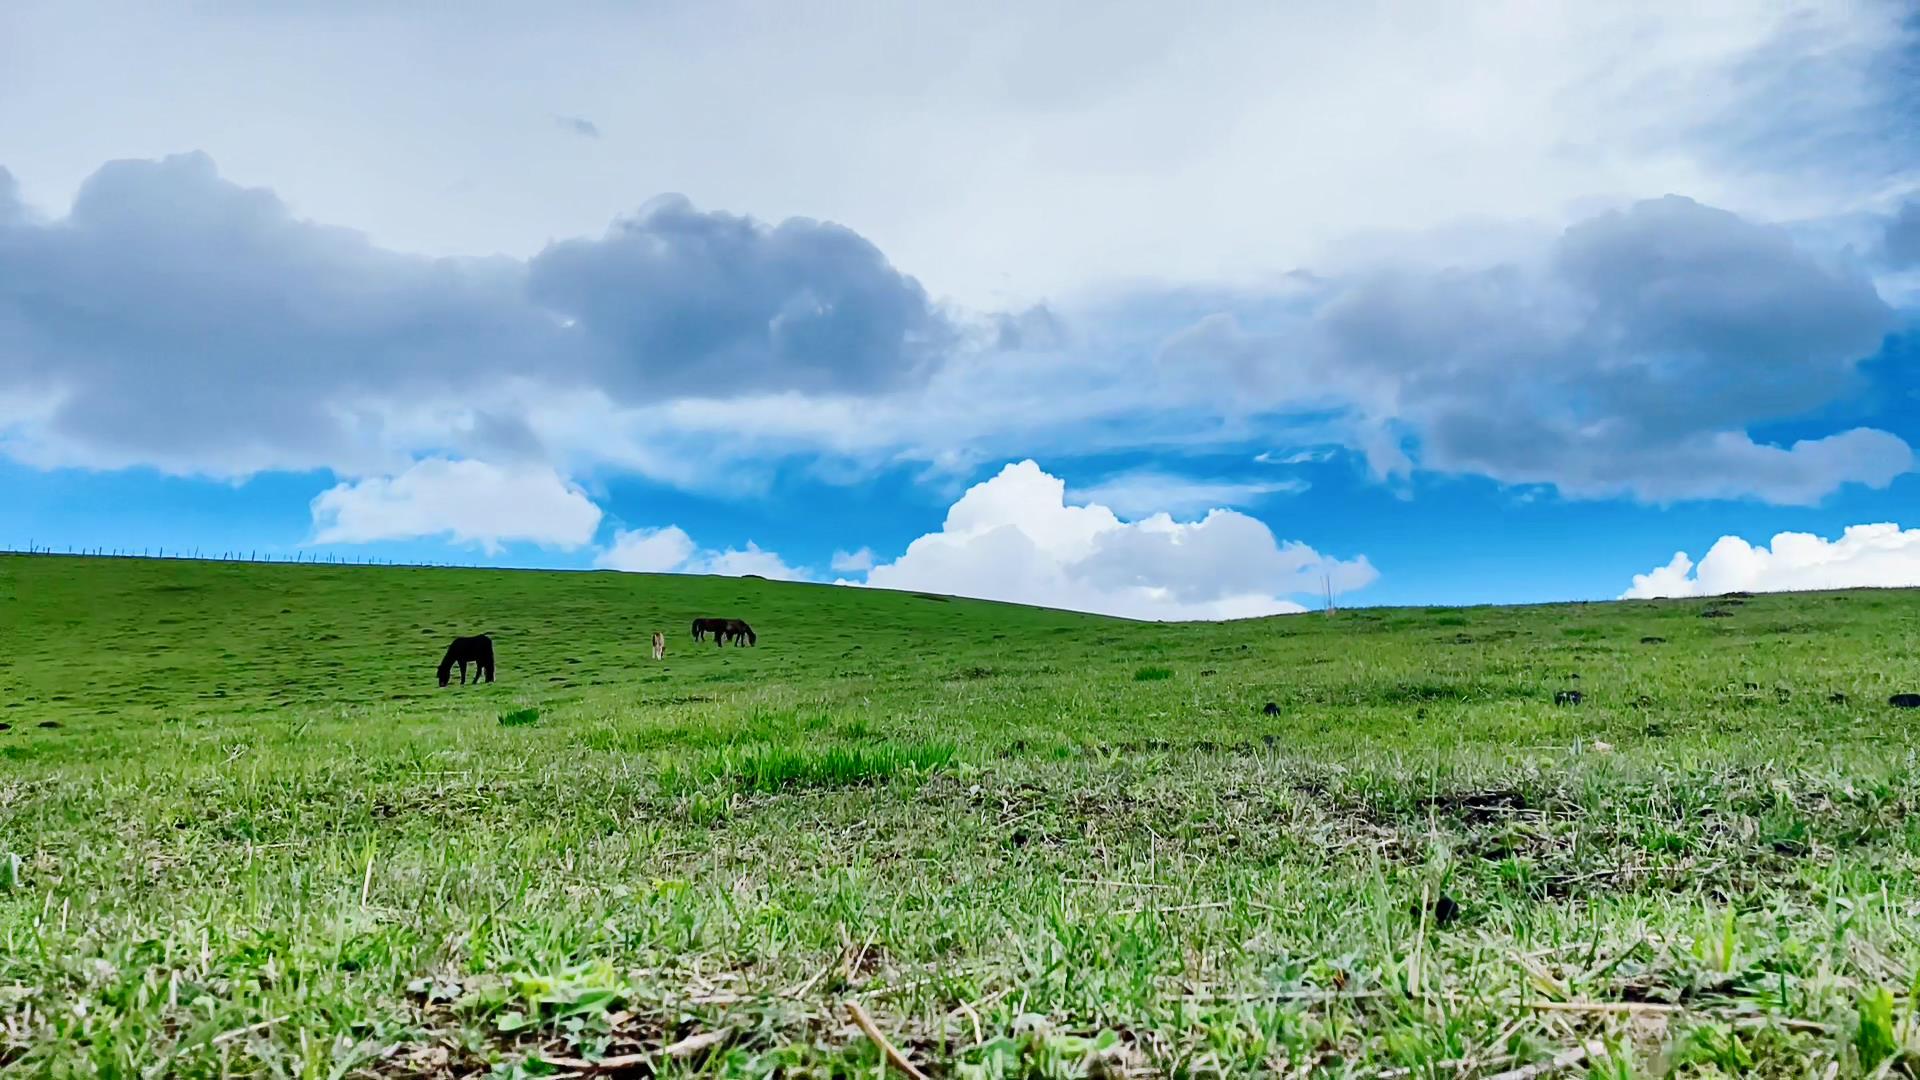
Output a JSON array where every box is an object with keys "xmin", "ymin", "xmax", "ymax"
[
  {"xmin": 1525, "ymin": 999, "xmax": 1832, "ymax": 1034},
  {"xmin": 847, "ymin": 999, "xmax": 934, "ymax": 1080},
  {"xmin": 1375, "ymin": 1057, "xmax": 1489, "ymax": 1079},
  {"xmin": 210, "ymin": 1015, "xmax": 291, "ymax": 1046},
  {"xmin": 536, "ymin": 1031, "xmax": 737, "ymax": 1076},
  {"xmin": 1484, "ymin": 1040, "xmax": 1605, "ymax": 1080},
  {"xmin": 1114, "ymin": 900, "xmax": 1232, "ymax": 916},
  {"xmin": 661, "ymin": 1028, "xmax": 730, "ymax": 1059}
]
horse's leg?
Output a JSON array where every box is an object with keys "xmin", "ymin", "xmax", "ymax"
[{"xmin": 460, "ymin": 660, "xmax": 469, "ymax": 685}]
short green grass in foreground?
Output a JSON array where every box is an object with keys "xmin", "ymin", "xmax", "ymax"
[{"xmin": 3, "ymin": 555, "xmax": 1920, "ymax": 1077}]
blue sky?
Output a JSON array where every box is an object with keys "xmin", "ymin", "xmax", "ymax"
[{"xmin": 4, "ymin": 2, "xmax": 1920, "ymax": 616}]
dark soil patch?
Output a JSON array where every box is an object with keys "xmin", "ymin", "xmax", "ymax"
[
  {"xmin": 1424, "ymin": 788, "xmax": 1531, "ymax": 823},
  {"xmin": 1419, "ymin": 892, "xmax": 1461, "ymax": 927}
]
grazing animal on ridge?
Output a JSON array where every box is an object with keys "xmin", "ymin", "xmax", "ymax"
[
  {"xmin": 437, "ymin": 635, "xmax": 495, "ymax": 686},
  {"xmin": 651, "ymin": 631, "xmax": 665, "ymax": 661},
  {"xmin": 691, "ymin": 617, "xmax": 729, "ymax": 642},
  {"xmin": 723, "ymin": 619, "xmax": 756, "ymax": 647}
]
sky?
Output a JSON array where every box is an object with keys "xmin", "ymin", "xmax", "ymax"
[{"xmin": 3, "ymin": 0, "xmax": 1920, "ymax": 617}]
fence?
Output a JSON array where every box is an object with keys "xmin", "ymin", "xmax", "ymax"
[{"xmin": 1, "ymin": 544, "xmax": 488, "ymax": 569}]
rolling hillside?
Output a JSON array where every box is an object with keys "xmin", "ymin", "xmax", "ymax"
[{"xmin": 2, "ymin": 554, "xmax": 1919, "ymax": 1076}]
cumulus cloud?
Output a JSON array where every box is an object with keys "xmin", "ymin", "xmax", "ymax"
[
  {"xmin": 592, "ymin": 524, "xmax": 696, "ymax": 572},
  {"xmin": 1166, "ymin": 195, "xmax": 1911, "ymax": 504},
  {"xmin": 850, "ymin": 460, "xmax": 1373, "ymax": 620},
  {"xmin": 310, "ymin": 458, "xmax": 603, "ymax": 552},
  {"xmin": 596, "ymin": 525, "xmax": 805, "ymax": 580},
  {"xmin": 0, "ymin": 152, "xmax": 951, "ymax": 478},
  {"xmin": 529, "ymin": 194, "xmax": 949, "ymax": 397},
  {"xmin": 830, "ymin": 546, "xmax": 875, "ymax": 573},
  {"xmin": 1622, "ymin": 522, "xmax": 1920, "ymax": 598}
]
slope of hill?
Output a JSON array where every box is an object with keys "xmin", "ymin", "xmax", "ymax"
[{"xmin": 2, "ymin": 554, "xmax": 1918, "ymax": 1075}]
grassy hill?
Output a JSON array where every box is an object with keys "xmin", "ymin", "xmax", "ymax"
[{"xmin": 2, "ymin": 554, "xmax": 1919, "ymax": 1076}]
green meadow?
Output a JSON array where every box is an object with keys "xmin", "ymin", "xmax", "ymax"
[{"xmin": 3, "ymin": 554, "xmax": 1920, "ymax": 1077}]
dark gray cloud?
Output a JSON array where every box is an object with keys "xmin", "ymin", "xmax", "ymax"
[
  {"xmin": 1677, "ymin": 6, "xmax": 1920, "ymax": 200},
  {"xmin": 0, "ymin": 168, "xmax": 21, "ymax": 224},
  {"xmin": 554, "ymin": 115, "xmax": 602, "ymax": 139},
  {"xmin": 992, "ymin": 303, "xmax": 1069, "ymax": 351},
  {"xmin": 1884, "ymin": 199, "xmax": 1920, "ymax": 268},
  {"xmin": 0, "ymin": 152, "xmax": 952, "ymax": 476},
  {"xmin": 529, "ymin": 194, "xmax": 948, "ymax": 396},
  {"xmin": 1169, "ymin": 195, "xmax": 1909, "ymax": 504}
]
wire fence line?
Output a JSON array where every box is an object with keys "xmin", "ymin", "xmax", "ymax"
[{"xmin": 1, "ymin": 543, "xmax": 490, "ymax": 570}]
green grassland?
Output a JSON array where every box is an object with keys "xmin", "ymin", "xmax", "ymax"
[{"xmin": 3, "ymin": 554, "xmax": 1920, "ymax": 1077}]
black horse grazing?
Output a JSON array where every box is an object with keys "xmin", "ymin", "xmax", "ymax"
[
  {"xmin": 723, "ymin": 619, "xmax": 757, "ymax": 647},
  {"xmin": 437, "ymin": 635, "xmax": 495, "ymax": 686},
  {"xmin": 691, "ymin": 617, "xmax": 729, "ymax": 642}
]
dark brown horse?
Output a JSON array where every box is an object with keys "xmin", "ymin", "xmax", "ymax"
[
  {"xmin": 723, "ymin": 619, "xmax": 756, "ymax": 647},
  {"xmin": 437, "ymin": 635, "xmax": 495, "ymax": 686},
  {"xmin": 691, "ymin": 617, "xmax": 729, "ymax": 642}
]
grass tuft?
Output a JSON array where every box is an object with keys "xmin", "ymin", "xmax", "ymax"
[
  {"xmin": 498, "ymin": 707, "xmax": 540, "ymax": 727},
  {"xmin": 661, "ymin": 740, "xmax": 956, "ymax": 794},
  {"xmin": 1132, "ymin": 665, "xmax": 1173, "ymax": 682}
]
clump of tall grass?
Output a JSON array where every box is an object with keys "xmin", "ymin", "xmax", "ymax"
[
  {"xmin": 661, "ymin": 741, "xmax": 955, "ymax": 794},
  {"xmin": 1133, "ymin": 666, "xmax": 1174, "ymax": 682},
  {"xmin": 499, "ymin": 707, "xmax": 540, "ymax": 727}
]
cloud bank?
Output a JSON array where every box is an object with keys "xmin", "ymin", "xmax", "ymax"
[
  {"xmin": 0, "ymin": 154, "xmax": 1911, "ymax": 515},
  {"xmin": 850, "ymin": 460, "xmax": 1373, "ymax": 620},
  {"xmin": 310, "ymin": 458, "xmax": 603, "ymax": 552},
  {"xmin": 0, "ymin": 153, "xmax": 949, "ymax": 479},
  {"xmin": 595, "ymin": 525, "xmax": 806, "ymax": 581},
  {"xmin": 1164, "ymin": 195, "xmax": 1911, "ymax": 504},
  {"xmin": 1622, "ymin": 522, "xmax": 1920, "ymax": 598}
]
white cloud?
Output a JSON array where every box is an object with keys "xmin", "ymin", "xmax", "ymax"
[
  {"xmin": 849, "ymin": 460, "xmax": 1374, "ymax": 620},
  {"xmin": 1621, "ymin": 522, "xmax": 1920, "ymax": 598},
  {"xmin": 830, "ymin": 546, "xmax": 875, "ymax": 573},
  {"xmin": 593, "ymin": 525, "xmax": 696, "ymax": 572},
  {"xmin": 596, "ymin": 526, "xmax": 806, "ymax": 580},
  {"xmin": 309, "ymin": 458, "xmax": 602, "ymax": 552},
  {"xmin": 694, "ymin": 541, "xmax": 805, "ymax": 580},
  {"xmin": 1256, "ymin": 448, "xmax": 1336, "ymax": 465},
  {"xmin": 1067, "ymin": 470, "xmax": 1307, "ymax": 518},
  {"xmin": 7, "ymin": 3, "xmax": 1907, "ymax": 306}
]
